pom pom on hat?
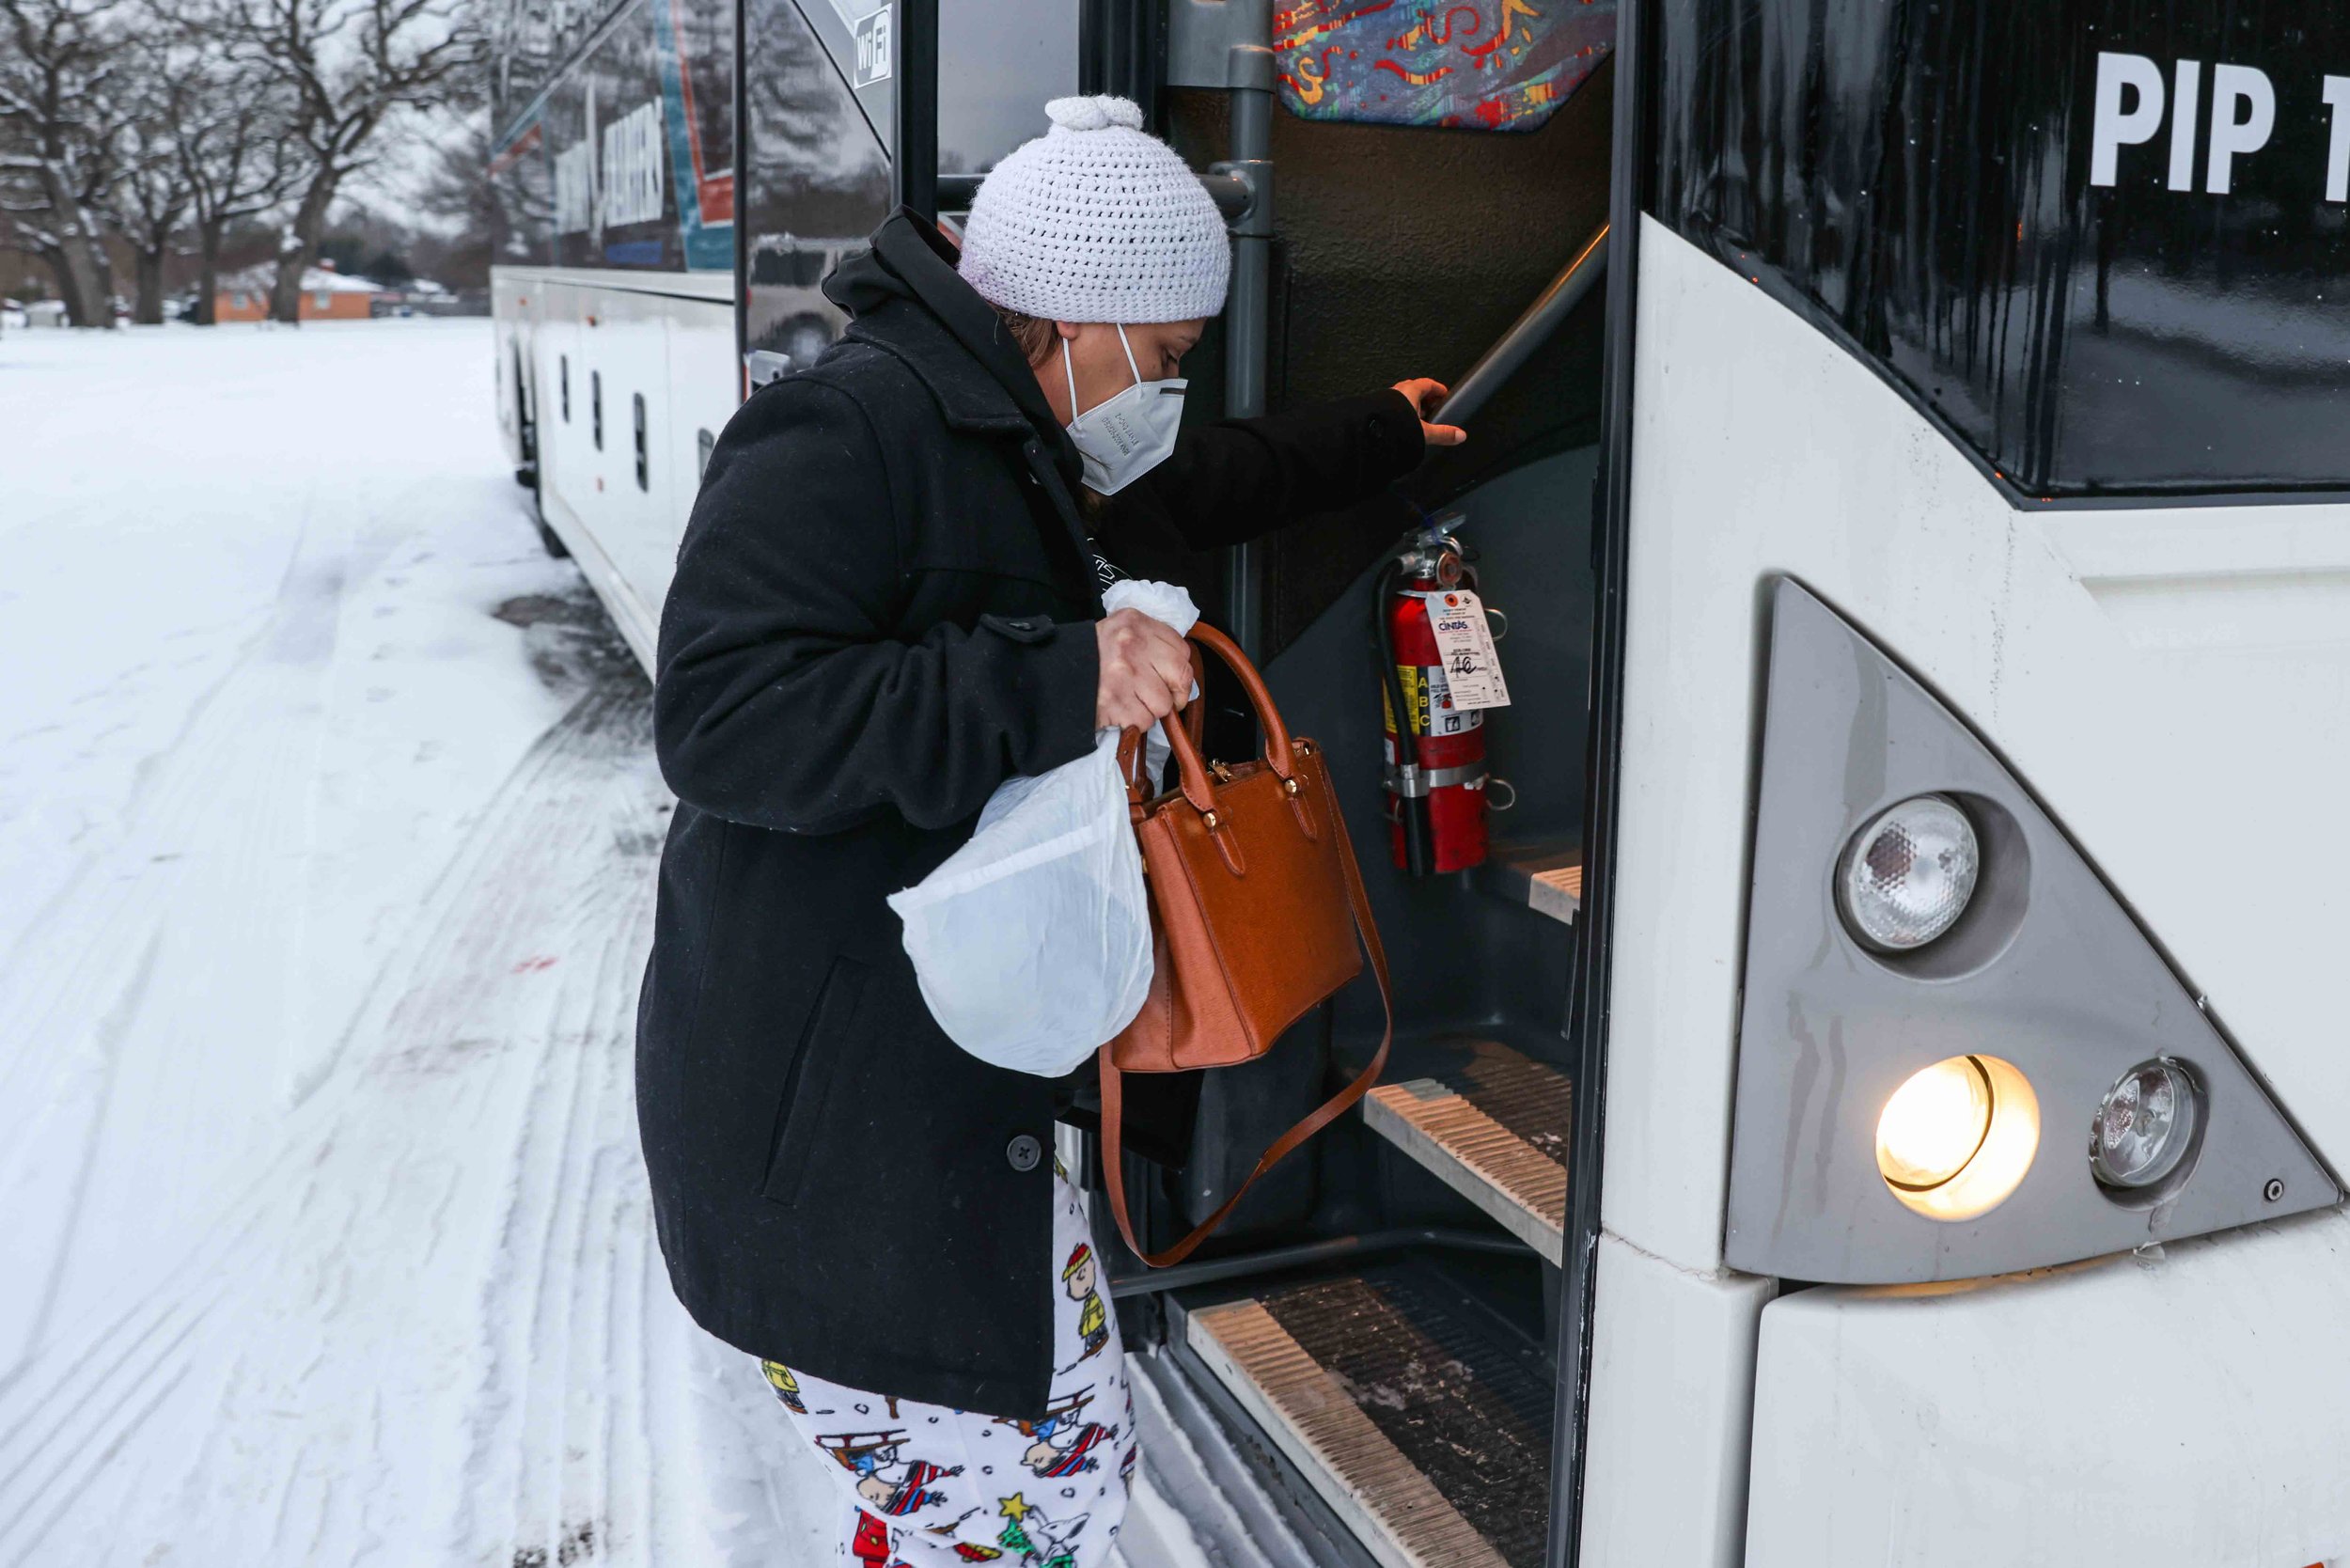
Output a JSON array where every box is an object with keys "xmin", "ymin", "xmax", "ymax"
[
  {"xmin": 959, "ymin": 95, "xmax": 1230, "ymax": 324},
  {"xmin": 1042, "ymin": 95, "xmax": 1144, "ymax": 133}
]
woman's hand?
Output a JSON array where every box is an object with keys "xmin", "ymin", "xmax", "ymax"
[
  {"xmin": 1392, "ymin": 379, "xmax": 1467, "ymax": 447},
  {"xmin": 1095, "ymin": 609, "xmax": 1194, "ymax": 730}
]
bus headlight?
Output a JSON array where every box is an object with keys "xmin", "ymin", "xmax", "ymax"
[
  {"xmin": 1839, "ymin": 794, "xmax": 1980, "ymax": 951},
  {"xmin": 1875, "ymin": 1055, "xmax": 2041, "ymax": 1220},
  {"xmin": 2091, "ymin": 1058, "xmax": 2202, "ymax": 1192}
]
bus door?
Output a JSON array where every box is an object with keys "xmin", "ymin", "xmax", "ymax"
[
  {"xmin": 1139, "ymin": 28, "xmax": 1617, "ymax": 1562},
  {"xmin": 898, "ymin": 1, "xmax": 1618, "ymax": 1561}
]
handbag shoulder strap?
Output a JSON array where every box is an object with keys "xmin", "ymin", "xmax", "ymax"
[{"xmin": 1100, "ymin": 833, "xmax": 1392, "ymax": 1270}]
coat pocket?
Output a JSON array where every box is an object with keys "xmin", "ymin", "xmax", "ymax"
[{"xmin": 760, "ymin": 955, "xmax": 870, "ymax": 1208}]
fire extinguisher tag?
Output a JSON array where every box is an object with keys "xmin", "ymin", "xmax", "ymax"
[{"xmin": 1423, "ymin": 589, "xmax": 1511, "ymax": 711}]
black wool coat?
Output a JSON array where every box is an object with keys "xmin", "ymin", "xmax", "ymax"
[{"xmin": 636, "ymin": 211, "xmax": 1425, "ymax": 1418}]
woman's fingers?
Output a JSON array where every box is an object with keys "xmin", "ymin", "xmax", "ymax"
[
  {"xmin": 1149, "ymin": 648, "xmax": 1194, "ymax": 710},
  {"xmin": 1392, "ymin": 378, "xmax": 1467, "ymax": 447},
  {"xmin": 1392, "ymin": 377, "xmax": 1448, "ymax": 412},
  {"xmin": 1095, "ymin": 609, "xmax": 1195, "ymax": 730}
]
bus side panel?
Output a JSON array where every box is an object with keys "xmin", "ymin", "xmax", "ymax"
[
  {"xmin": 1577, "ymin": 1237, "xmax": 1771, "ymax": 1568},
  {"xmin": 525, "ymin": 276, "xmax": 732, "ymax": 673},
  {"xmin": 1605, "ymin": 220, "xmax": 2350, "ymax": 1281},
  {"xmin": 533, "ymin": 281, "xmax": 661, "ymax": 666},
  {"xmin": 661, "ymin": 301, "xmax": 738, "ymax": 557},
  {"xmin": 1746, "ymin": 1209, "xmax": 2350, "ymax": 1565}
]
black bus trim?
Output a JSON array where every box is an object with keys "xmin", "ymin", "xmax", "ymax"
[{"xmin": 1550, "ymin": 0, "xmax": 1645, "ymax": 1561}]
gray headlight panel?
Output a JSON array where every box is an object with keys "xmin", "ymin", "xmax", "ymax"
[{"xmin": 1723, "ymin": 578, "xmax": 2337, "ymax": 1285}]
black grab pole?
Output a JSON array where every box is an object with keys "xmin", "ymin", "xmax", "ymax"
[{"xmin": 892, "ymin": 0, "xmax": 938, "ymax": 223}]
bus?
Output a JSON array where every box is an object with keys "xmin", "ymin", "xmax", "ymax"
[{"xmin": 486, "ymin": 1, "xmax": 2350, "ymax": 1563}]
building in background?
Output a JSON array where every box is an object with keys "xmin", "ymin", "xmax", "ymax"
[{"xmin": 213, "ymin": 261, "xmax": 385, "ymax": 322}]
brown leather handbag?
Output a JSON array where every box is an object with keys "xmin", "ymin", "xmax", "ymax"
[{"xmin": 1101, "ymin": 622, "xmax": 1391, "ymax": 1267}]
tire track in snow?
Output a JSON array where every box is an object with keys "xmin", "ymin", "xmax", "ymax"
[
  {"xmin": 442, "ymin": 666, "xmax": 663, "ymax": 1568},
  {"xmin": 0, "ymin": 594, "xmax": 680, "ymax": 1565},
  {"xmin": 0, "ymin": 510, "xmax": 360, "ymax": 1373},
  {"xmin": 2, "ymin": 321, "xmax": 846, "ymax": 1568}
]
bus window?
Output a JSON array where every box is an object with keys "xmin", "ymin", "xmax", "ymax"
[
  {"xmin": 937, "ymin": 0, "xmax": 1077, "ymax": 177},
  {"xmin": 489, "ymin": 118, "xmax": 554, "ymax": 268},
  {"xmin": 671, "ymin": 0, "xmax": 735, "ymax": 226},
  {"xmin": 771, "ymin": 0, "xmax": 894, "ymax": 154},
  {"xmin": 738, "ymin": 0, "xmax": 890, "ymax": 366}
]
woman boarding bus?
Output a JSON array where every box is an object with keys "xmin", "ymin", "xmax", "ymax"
[
  {"xmin": 488, "ymin": 0, "xmax": 2350, "ymax": 1560},
  {"xmin": 637, "ymin": 98, "xmax": 1464, "ymax": 1566}
]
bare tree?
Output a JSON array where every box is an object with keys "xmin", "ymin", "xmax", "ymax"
[
  {"xmin": 172, "ymin": 46, "xmax": 297, "ymax": 323},
  {"xmin": 193, "ymin": 0, "xmax": 477, "ymax": 323},
  {"xmin": 0, "ymin": 0, "xmax": 128, "ymax": 325},
  {"xmin": 102, "ymin": 35, "xmax": 196, "ymax": 323},
  {"xmin": 413, "ymin": 111, "xmax": 494, "ymax": 284}
]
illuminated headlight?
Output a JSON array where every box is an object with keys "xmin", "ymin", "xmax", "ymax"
[
  {"xmin": 2091, "ymin": 1058, "xmax": 2202, "ymax": 1190},
  {"xmin": 1839, "ymin": 794, "xmax": 1980, "ymax": 951},
  {"xmin": 1876, "ymin": 1055, "xmax": 2042, "ymax": 1220}
]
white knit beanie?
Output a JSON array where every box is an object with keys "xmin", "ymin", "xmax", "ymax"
[{"xmin": 958, "ymin": 95, "xmax": 1230, "ymax": 324}]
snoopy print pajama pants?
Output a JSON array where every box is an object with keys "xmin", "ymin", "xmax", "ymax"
[{"xmin": 759, "ymin": 1168, "xmax": 1137, "ymax": 1567}]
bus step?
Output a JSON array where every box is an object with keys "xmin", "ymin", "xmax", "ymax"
[
  {"xmin": 1180, "ymin": 1261, "xmax": 1554, "ymax": 1568},
  {"xmin": 1473, "ymin": 841, "xmax": 1581, "ymax": 925},
  {"xmin": 1364, "ymin": 1039, "xmax": 1570, "ymax": 1263}
]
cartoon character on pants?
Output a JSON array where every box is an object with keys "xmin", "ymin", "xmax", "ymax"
[
  {"xmin": 1017, "ymin": 1389, "xmax": 1110, "ymax": 1478},
  {"xmin": 760, "ymin": 1359, "xmax": 807, "ymax": 1414},
  {"xmin": 1061, "ymin": 1244, "xmax": 1107, "ymax": 1362},
  {"xmin": 850, "ymin": 1511, "xmax": 896, "ymax": 1567},
  {"xmin": 995, "ymin": 1492, "xmax": 1088, "ymax": 1568},
  {"xmin": 819, "ymin": 1429, "xmax": 964, "ymax": 1515}
]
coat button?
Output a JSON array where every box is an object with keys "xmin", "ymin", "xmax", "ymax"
[{"xmin": 1005, "ymin": 1134, "xmax": 1042, "ymax": 1172}]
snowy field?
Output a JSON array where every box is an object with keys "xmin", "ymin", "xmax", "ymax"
[
  {"xmin": 0, "ymin": 320, "xmax": 1253, "ymax": 1568},
  {"xmin": 0, "ymin": 321, "xmax": 850, "ymax": 1565}
]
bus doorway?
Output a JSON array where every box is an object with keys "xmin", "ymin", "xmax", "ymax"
[
  {"xmin": 899, "ymin": 6, "xmax": 1620, "ymax": 1565},
  {"xmin": 741, "ymin": 1, "xmax": 1630, "ymax": 1562},
  {"xmin": 1104, "ymin": 46, "xmax": 1618, "ymax": 1568}
]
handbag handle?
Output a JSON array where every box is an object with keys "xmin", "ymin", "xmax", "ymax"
[
  {"xmin": 1098, "ymin": 799, "xmax": 1393, "ymax": 1270},
  {"xmin": 1116, "ymin": 644, "xmax": 1208, "ymax": 798},
  {"xmin": 1117, "ymin": 624, "xmax": 1299, "ymax": 814}
]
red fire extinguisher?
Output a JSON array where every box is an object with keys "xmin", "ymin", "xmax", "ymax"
[{"xmin": 1375, "ymin": 518, "xmax": 1491, "ymax": 875}]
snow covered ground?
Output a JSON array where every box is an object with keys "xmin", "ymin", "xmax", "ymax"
[
  {"xmin": 0, "ymin": 321, "xmax": 850, "ymax": 1565},
  {"xmin": 0, "ymin": 319, "xmax": 1267, "ymax": 1568}
]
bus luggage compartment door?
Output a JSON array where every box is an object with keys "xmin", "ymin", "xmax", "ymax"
[{"xmin": 1742, "ymin": 1209, "xmax": 2350, "ymax": 1566}]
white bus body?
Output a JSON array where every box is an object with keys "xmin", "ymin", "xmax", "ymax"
[
  {"xmin": 495, "ymin": 267, "xmax": 733, "ymax": 665},
  {"xmin": 486, "ymin": 0, "xmax": 2350, "ymax": 1561}
]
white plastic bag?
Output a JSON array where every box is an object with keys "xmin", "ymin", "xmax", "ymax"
[{"xmin": 886, "ymin": 581, "xmax": 1198, "ymax": 1077}]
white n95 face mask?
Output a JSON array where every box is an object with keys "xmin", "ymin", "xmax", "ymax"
[{"xmin": 1062, "ymin": 325, "xmax": 1185, "ymax": 495}]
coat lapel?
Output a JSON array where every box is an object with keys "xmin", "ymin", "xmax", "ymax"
[{"xmin": 846, "ymin": 305, "xmax": 1103, "ymax": 614}]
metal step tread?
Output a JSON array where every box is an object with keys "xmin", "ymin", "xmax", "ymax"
[
  {"xmin": 1363, "ymin": 1038, "xmax": 1571, "ymax": 1263},
  {"xmin": 1183, "ymin": 1263, "xmax": 1554, "ymax": 1568},
  {"xmin": 1473, "ymin": 840, "xmax": 1582, "ymax": 925}
]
